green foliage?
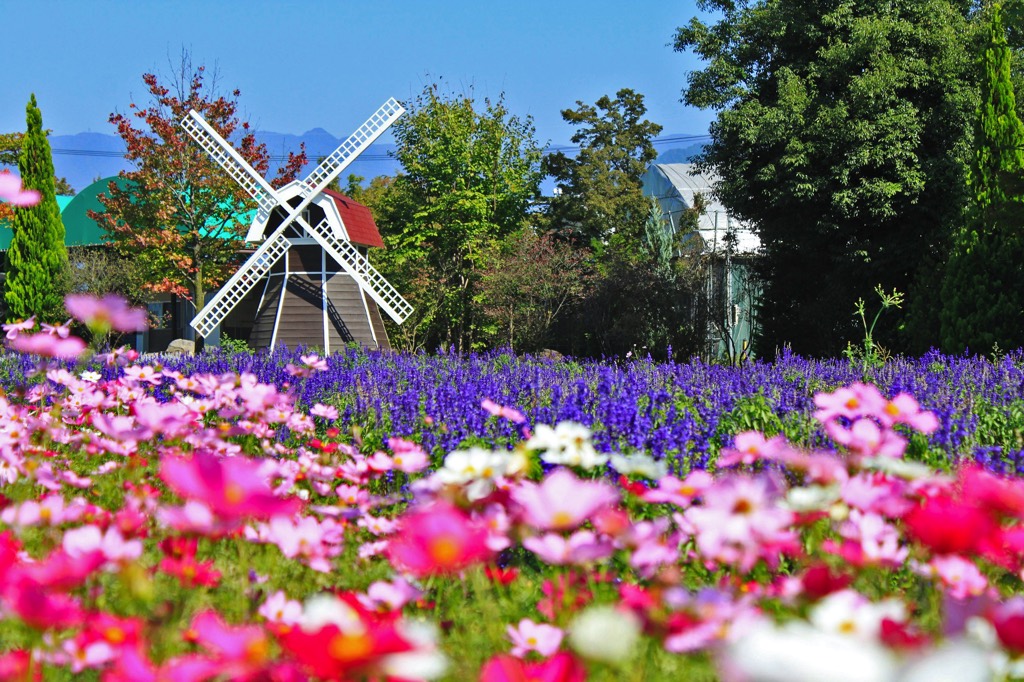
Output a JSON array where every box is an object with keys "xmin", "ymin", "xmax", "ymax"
[
  {"xmin": 216, "ymin": 332, "xmax": 252, "ymax": 355},
  {"xmin": 676, "ymin": 0, "xmax": 983, "ymax": 356},
  {"xmin": 66, "ymin": 245, "xmax": 149, "ymax": 305},
  {"xmin": 3, "ymin": 95, "xmax": 70, "ymax": 324},
  {"xmin": 940, "ymin": 2, "xmax": 1024, "ymax": 353},
  {"xmin": 843, "ymin": 286, "xmax": 905, "ymax": 377},
  {"xmin": 477, "ymin": 228, "xmax": 595, "ymax": 352},
  {"xmin": 371, "ymin": 83, "xmax": 544, "ymax": 353},
  {"xmin": 543, "ymin": 89, "xmax": 662, "ymax": 248}
]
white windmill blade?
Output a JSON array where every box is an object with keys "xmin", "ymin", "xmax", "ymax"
[
  {"xmin": 190, "ymin": 224, "xmax": 296, "ymax": 337},
  {"xmin": 295, "ymin": 98, "xmax": 405, "ymax": 200},
  {"xmin": 299, "ymin": 215, "xmax": 414, "ymax": 324},
  {"xmin": 180, "ymin": 111, "xmax": 280, "ymax": 222}
]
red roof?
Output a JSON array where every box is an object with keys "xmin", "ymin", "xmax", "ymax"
[{"xmin": 322, "ymin": 189, "xmax": 385, "ymax": 249}]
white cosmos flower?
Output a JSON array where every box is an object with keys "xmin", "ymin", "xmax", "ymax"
[
  {"xmin": 301, "ymin": 594, "xmax": 365, "ymax": 634},
  {"xmin": 783, "ymin": 483, "xmax": 842, "ymax": 512},
  {"xmin": 382, "ymin": 619, "xmax": 448, "ymax": 680},
  {"xmin": 568, "ymin": 605, "xmax": 640, "ymax": 664},
  {"xmin": 862, "ymin": 456, "xmax": 936, "ymax": 480},
  {"xmin": 434, "ymin": 447, "xmax": 517, "ymax": 501},
  {"xmin": 527, "ymin": 422, "xmax": 608, "ymax": 470},
  {"xmin": 722, "ymin": 619, "xmax": 899, "ymax": 682},
  {"xmin": 809, "ymin": 589, "xmax": 906, "ymax": 640},
  {"xmin": 899, "ymin": 640, "xmax": 992, "ymax": 682},
  {"xmin": 610, "ymin": 452, "xmax": 667, "ymax": 479}
]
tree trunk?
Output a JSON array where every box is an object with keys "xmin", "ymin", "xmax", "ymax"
[{"xmin": 193, "ymin": 267, "xmax": 205, "ymax": 354}]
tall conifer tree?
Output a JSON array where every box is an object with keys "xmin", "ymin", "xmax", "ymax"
[
  {"xmin": 3, "ymin": 95, "xmax": 69, "ymax": 323},
  {"xmin": 940, "ymin": 3, "xmax": 1024, "ymax": 353}
]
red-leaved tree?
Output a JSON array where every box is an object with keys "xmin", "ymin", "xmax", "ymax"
[{"xmin": 90, "ymin": 55, "xmax": 306, "ymax": 335}]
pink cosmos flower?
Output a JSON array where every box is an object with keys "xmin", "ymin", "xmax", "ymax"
[
  {"xmin": 2, "ymin": 316, "xmax": 36, "ymax": 340},
  {"xmin": 642, "ymin": 470, "xmax": 714, "ymax": 507},
  {"xmin": 523, "ymin": 531, "xmax": 615, "ymax": 565},
  {"xmin": 718, "ymin": 431, "xmax": 788, "ymax": 467},
  {"xmin": 259, "ymin": 590, "xmax": 303, "ymax": 626},
  {"xmin": 825, "ymin": 417, "xmax": 907, "ymax": 458},
  {"xmin": 62, "ymin": 638, "xmax": 115, "ymax": 673},
  {"xmin": 387, "ymin": 501, "xmax": 492, "ymax": 576},
  {"xmin": 8, "ymin": 332, "xmax": 86, "ymax": 359},
  {"xmin": 814, "ymin": 382, "xmax": 888, "ymax": 422},
  {"xmin": 191, "ymin": 609, "xmax": 271, "ymax": 675},
  {"xmin": 41, "ymin": 320, "xmax": 72, "ymax": 338},
  {"xmin": 683, "ymin": 474, "xmax": 796, "ymax": 571},
  {"xmin": 64, "ymin": 293, "xmax": 148, "ymax": 332},
  {"xmin": 300, "ymin": 353, "xmax": 328, "ymax": 371},
  {"xmin": 62, "ymin": 525, "xmax": 143, "ymax": 564},
  {"xmin": 0, "ymin": 172, "xmax": 40, "ymax": 206},
  {"xmin": 160, "ymin": 450, "xmax": 302, "ymax": 521},
  {"xmin": 358, "ymin": 578, "xmax": 422, "ymax": 612},
  {"xmin": 880, "ymin": 393, "xmax": 939, "ymax": 432},
  {"xmin": 925, "ymin": 555, "xmax": 988, "ymax": 599},
  {"xmin": 511, "ymin": 468, "xmax": 619, "ymax": 531},
  {"xmin": 265, "ymin": 515, "xmax": 342, "ymax": 573},
  {"xmin": 507, "ymin": 618, "xmax": 564, "ymax": 658},
  {"xmin": 388, "ymin": 438, "xmax": 430, "ymax": 474},
  {"xmin": 479, "ymin": 652, "xmax": 586, "ymax": 682},
  {"xmin": 310, "ymin": 403, "xmax": 339, "ymax": 420},
  {"xmin": 482, "ymin": 398, "xmax": 527, "ymax": 424},
  {"xmin": 838, "ymin": 510, "xmax": 909, "ymax": 566}
]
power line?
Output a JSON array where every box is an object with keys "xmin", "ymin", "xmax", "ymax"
[{"xmin": 49, "ymin": 133, "xmax": 712, "ymax": 163}]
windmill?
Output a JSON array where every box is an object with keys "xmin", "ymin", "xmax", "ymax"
[{"xmin": 179, "ymin": 99, "xmax": 413, "ymax": 352}]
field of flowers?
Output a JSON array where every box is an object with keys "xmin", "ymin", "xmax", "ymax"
[{"xmin": 3, "ymin": 300, "xmax": 1024, "ymax": 680}]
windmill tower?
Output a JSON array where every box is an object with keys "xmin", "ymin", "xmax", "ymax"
[{"xmin": 179, "ymin": 99, "xmax": 413, "ymax": 353}]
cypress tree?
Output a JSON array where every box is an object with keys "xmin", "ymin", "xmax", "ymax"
[
  {"xmin": 3, "ymin": 95, "xmax": 69, "ymax": 323},
  {"xmin": 940, "ymin": 3, "xmax": 1024, "ymax": 353}
]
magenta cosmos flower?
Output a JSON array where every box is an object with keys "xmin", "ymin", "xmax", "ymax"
[
  {"xmin": 387, "ymin": 501, "xmax": 491, "ymax": 576},
  {"xmin": 511, "ymin": 468, "xmax": 619, "ymax": 531},
  {"xmin": 64, "ymin": 293, "xmax": 148, "ymax": 333},
  {"xmin": 160, "ymin": 450, "xmax": 301, "ymax": 521}
]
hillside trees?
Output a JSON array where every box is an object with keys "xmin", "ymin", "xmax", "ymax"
[
  {"xmin": 543, "ymin": 89, "xmax": 663, "ymax": 249},
  {"xmin": 940, "ymin": 2, "xmax": 1024, "ymax": 352},
  {"xmin": 91, "ymin": 56, "xmax": 306, "ymax": 343},
  {"xmin": 3, "ymin": 95, "xmax": 70, "ymax": 323},
  {"xmin": 675, "ymin": 0, "xmax": 987, "ymax": 356},
  {"xmin": 371, "ymin": 84, "xmax": 544, "ymax": 353}
]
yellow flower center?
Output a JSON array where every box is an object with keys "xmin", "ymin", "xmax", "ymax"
[
  {"xmin": 551, "ymin": 511, "xmax": 574, "ymax": 528},
  {"xmin": 328, "ymin": 632, "xmax": 373, "ymax": 661},
  {"xmin": 429, "ymin": 535, "xmax": 461, "ymax": 566},
  {"xmin": 224, "ymin": 482, "xmax": 245, "ymax": 505}
]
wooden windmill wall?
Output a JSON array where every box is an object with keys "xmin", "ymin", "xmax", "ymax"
[{"xmin": 221, "ymin": 191, "xmax": 391, "ymax": 352}]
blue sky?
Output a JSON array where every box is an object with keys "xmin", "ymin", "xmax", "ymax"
[{"xmin": 2, "ymin": 0, "xmax": 717, "ymax": 147}]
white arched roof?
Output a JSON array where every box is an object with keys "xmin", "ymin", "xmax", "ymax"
[{"xmin": 642, "ymin": 163, "xmax": 759, "ymax": 255}]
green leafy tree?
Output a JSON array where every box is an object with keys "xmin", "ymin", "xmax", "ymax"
[
  {"xmin": 373, "ymin": 84, "xmax": 543, "ymax": 352},
  {"xmin": 543, "ymin": 89, "xmax": 663, "ymax": 248},
  {"xmin": 675, "ymin": 0, "xmax": 986, "ymax": 356},
  {"xmin": 3, "ymin": 95, "xmax": 70, "ymax": 323},
  {"xmin": 941, "ymin": 2, "xmax": 1024, "ymax": 352},
  {"xmin": 477, "ymin": 228, "xmax": 595, "ymax": 352}
]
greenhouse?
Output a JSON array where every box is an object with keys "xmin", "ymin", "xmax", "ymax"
[{"xmin": 642, "ymin": 163, "xmax": 760, "ymax": 359}]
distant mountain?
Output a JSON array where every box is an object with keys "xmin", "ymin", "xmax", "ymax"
[
  {"xmin": 21, "ymin": 130, "xmax": 707, "ymax": 195},
  {"xmin": 655, "ymin": 142, "xmax": 705, "ymax": 164},
  {"xmin": 253, "ymin": 129, "xmax": 401, "ymax": 187}
]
